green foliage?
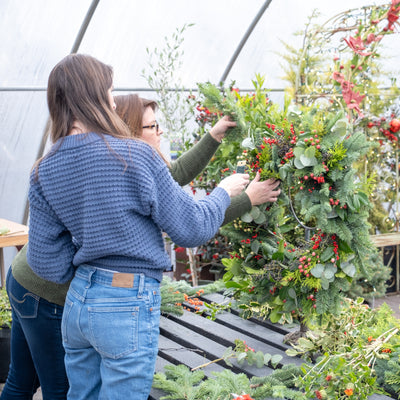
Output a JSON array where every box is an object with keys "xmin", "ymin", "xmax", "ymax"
[
  {"xmin": 347, "ymin": 250, "xmax": 391, "ymax": 300},
  {"xmin": 160, "ymin": 277, "xmax": 225, "ymax": 317},
  {"xmin": 279, "ymin": 4, "xmax": 400, "ymax": 119},
  {"xmin": 196, "ymin": 78, "xmax": 379, "ymax": 328},
  {"xmin": 278, "ymin": 3, "xmax": 400, "ymax": 234},
  {"xmin": 153, "ymin": 364, "xmax": 206, "ymax": 399},
  {"xmin": 376, "ymin": 349, "xmax": 400, "ymax": 398},
  {"xmin": 191, "ymin": 339, "xmax": 282, "ymax": 372},
  {"xmin": 286, "ymin": 298, "xmax": 400, "ymax": 399},
  {"xmin": 153, "ymin": 363, "xmax": 304, "ymax": 400},
  {"xmin": 0, "ymin": 287, "xmax": 12, "ymax": 329},
  {"xmin": 141, "ymin": 23, "xmax": 195, "ymax": 148}
]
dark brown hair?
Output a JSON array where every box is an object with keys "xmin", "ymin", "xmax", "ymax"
[
  {"xmin": 47, "ymin": 54, "xmax": 131, "ymax": 142},
  {"xmin": 33, "ymin": 54, "xmax": 133, "ymax": 176},
  {"xmin": 114, "ymin": 94, "xmax": 170, "ymax": 166},
  {"xmin": 114, "ymin": 94, "xmax": 157, "ymax": 138}
]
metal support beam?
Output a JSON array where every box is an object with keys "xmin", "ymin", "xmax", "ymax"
[
  {"xmin": 219, "ymin": 0, "xmax": 273, "ymax": 86},
  {"xmin": 70, "ymin": 0, "xmax": 100, "ymax": 54}
]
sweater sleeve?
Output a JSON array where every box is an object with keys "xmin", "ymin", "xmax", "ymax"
[
  {"xmin": 170, "ymin": 132, "xmax": 220, "ymax": 186},
  {"xmin": 27, "ymin": 174, "xmax": 76, "ymax": 283},
  {"xmin": 222, "ymin": 192, "xmax": 252, "ymax": 225},
  {"xmin": 137, "ymin": 155, "xmax": 231, "ymax": 248},
  {"xmin": 169, "ymin": 133, "xmax": 251, "ymax": 226}
]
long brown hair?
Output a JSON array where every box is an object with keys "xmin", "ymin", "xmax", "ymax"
[
  {"xmin": 114, "ymin": 94, "xmax": 157, "ymax": 138},
  {"xmin": 33, "ymin": 54, "xmax": 132, "ymax": 176},
  {"xmin": 114, "ymin": 94, "xmax": 170, "ymax": 166},
  {"xmin": 47, "ymin": 54, "xmax": 131, "ymax": 142}
]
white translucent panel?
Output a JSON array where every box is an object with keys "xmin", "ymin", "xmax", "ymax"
[
  {"xmin": 0, "ymin": 0, "xmax": 90, "ymax": 86},
  {"xmin": 0, "ymin": 92, "xmax": 49, "ymax": 269},
  {"xmin": 228, "ymin": 0, "xmax": 400, "ymax": 88},
  {"xmin": 0, "ymin": 92, "xmax": 49, "ymax": 221},
  {"xmin": 78, "ymin": 0, "xmax": 266, "ymax": 88}
]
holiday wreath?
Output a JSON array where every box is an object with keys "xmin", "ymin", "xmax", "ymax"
[{"xmin": 192, "ymin": 77, "xmax": 381, "ymax": 330}]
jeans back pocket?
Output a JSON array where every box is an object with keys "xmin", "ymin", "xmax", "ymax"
[{"xmin": 88, "ymin": 305, "xmax": 139, "ymax": 359}]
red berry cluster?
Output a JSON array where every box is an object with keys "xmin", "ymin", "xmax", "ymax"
[
  {"xmin": 311, "ymin": 231, "xmax": 325, "ymax": 251},
  {"xmin": 329, "ymin": 198, "xmax": 347, "ymax": 209},
  {"xmin": 307, "ymin": 293, "xmax": 317, "ymax": 308},
  {"xmin": 229, "ymin": 253, "xmax": 242, "ymax": 259},
  {"xmin": 265, "ymin": 122, "xmax": 276, "ymax": 130},
  {"xmin": 367, "ymin": 115, "xmax": 400, "ymax": 143},
  {"xmin": 298, "ymin": 255, "xmax": 314, "ymax": 278},
  {"xmin": 298, "ymin": 172, "xmax": 326, "ymax": 192},
  {"xmin": 304, "ymin": 134, "xmax": 321, "ymax": 150},
  {"xmin": 195, "ymin": 104, "xmax": 220, "ymax": 126},
  {"xmin": 331, "ymin": 234, "xmax": 339, "ymax": 262}
]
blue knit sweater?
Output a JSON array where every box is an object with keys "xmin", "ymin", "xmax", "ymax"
[{"xmin": 27, "ymin": 133, "xmax": 230, "ymax": 284}]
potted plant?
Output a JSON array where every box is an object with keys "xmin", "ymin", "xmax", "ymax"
[{"xmin": 0, "ymin": 286, "xmax": 12, "ymax": 383}]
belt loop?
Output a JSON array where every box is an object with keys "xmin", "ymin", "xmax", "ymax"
[
  {"xmin": 137, "ymin": 274, "xmax": 145, "ymax": 298},
  {"xmin": 85, "ymin": 268, "xmax": 95, "ymax": 289}
]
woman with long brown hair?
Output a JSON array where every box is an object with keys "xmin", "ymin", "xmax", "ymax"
[{"xmin": 25, "ymin": 53, "xmax": 248, "ymax": 400}]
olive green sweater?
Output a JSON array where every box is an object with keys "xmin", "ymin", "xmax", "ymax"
[{"xmin": 12, "ymin": 132, "xmax": 251, "ymax": 306}]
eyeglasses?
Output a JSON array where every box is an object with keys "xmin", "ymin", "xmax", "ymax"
[{"xmin": 142, "ymin": 122, "xmax": 159, "ymax": 132}]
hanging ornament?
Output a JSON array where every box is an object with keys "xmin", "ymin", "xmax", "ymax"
[{"xmin": 389, "ymin": 119, "xmax": 400, "ymax": 133}]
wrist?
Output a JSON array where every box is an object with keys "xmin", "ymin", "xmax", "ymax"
[
  {"xmin": 218, "ymin": 185, "xmax": 231, "ymax": 197},
  {"xmin": 209, "ymin": 130, "xmax": 223, "ymax": 143},
  {"xmin": 244, "ymin": 188, "xmax": 253, "ymax": 205}
]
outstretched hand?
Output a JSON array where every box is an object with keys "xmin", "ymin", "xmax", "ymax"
[
  {"xmin": 209, "ymin": 115, "xmax": 237, "ymax": 143},
  {"xmin": 245, "ymin": 172, "xmax": 281, "ymax": 205},
  {"xmin": 218, "ymin": 173, "xmax": 250, "ymax": 198}
]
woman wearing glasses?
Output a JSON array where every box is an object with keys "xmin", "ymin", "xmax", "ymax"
[{"xmin": 115, "ymin": 93, "xmax": 281, "ymax": 223}]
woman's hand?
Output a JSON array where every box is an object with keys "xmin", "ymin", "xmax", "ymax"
[
  {"xmin": 218, "ymin": 173, "xmax": 250, "ymax": 197},
  {"xmin": 209, "ymin": 116, "xmax": 236, "ymax": 143},
  {"xmin": 245, "ymin": 172, "xmax": 281, "ymax": 205}
]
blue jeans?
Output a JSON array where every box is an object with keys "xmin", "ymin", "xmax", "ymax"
[
  {"xmin": 62, "ymin": 265, "xmax": 161, "ymax": 400},
  {"xmin": 1, "ymin": 268, "xmax": 68, "ymax": 400}
]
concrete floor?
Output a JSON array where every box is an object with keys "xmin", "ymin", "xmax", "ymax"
[{"xmin": 372, "ymin": 292, "xmax": 400, "ymax": 318}]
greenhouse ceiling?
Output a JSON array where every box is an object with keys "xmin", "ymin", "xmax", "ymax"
[{"xmin": 0, "ymin": 0, "xmax": 399, "ymax": 267}]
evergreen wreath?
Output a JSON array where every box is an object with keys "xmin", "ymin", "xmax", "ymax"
[{"xmin": 194, "ymin": 76, "xmax": 381, "ymax": 331}]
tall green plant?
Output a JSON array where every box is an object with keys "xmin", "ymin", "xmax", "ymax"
[
  {"xmin": 279, "ymin": 4, "xmax": 399, "ymax": 116},
  {"xmin": 142, "ymin": 23, "xmax": 195, "ymax": 150}
]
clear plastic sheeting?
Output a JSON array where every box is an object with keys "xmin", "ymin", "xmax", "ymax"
[{"xmin": 0, "ymin": 0, "xmax": 90, "ymax": 86}]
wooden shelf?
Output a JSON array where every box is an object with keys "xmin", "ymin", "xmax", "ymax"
[
  {"xmin": 370, "ymin": 232, "xmax": 400, "ymax": 294},
  {"xmin": 0, "ymin": 218, "xmax": 29, "ymax": 287},
  {"xmin": 370, "ymin": 233, "xmax": 400, "ymax": 247}
]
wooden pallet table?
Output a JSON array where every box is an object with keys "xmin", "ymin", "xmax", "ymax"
[
  {"xmin": 0, "ymin": 218, "xmax": 29, "ymax": 287},
  {"xmin": 150, "ymin": 292, "xmax": 393, "ymax": 400}
]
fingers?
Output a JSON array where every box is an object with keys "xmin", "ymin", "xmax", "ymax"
[
  {"xmin": 210, "ymin": 117, "xmax": 237, "ymax": 142},
  {"xmin": 252, "ymin": 171, "xmax": 261, "ymax": 183},
  {"xmin": 268, "ymin": 188, "xmax": 281, "ymax": 202},
  {"xmin": 218, "ymin": 115, "xmax": 237, "ymax": 130},
  {"xmin": 218, "ymin": 173, "xmax": 249, "ymax": 197},
  {"xmin": 260, "ymin": 180, "xmax": 280, "ymax": 192}
]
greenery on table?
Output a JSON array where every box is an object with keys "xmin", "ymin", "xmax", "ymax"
[{"xmin": 0, "ymin": 287, "xmax": 12, "ymax": 329}]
